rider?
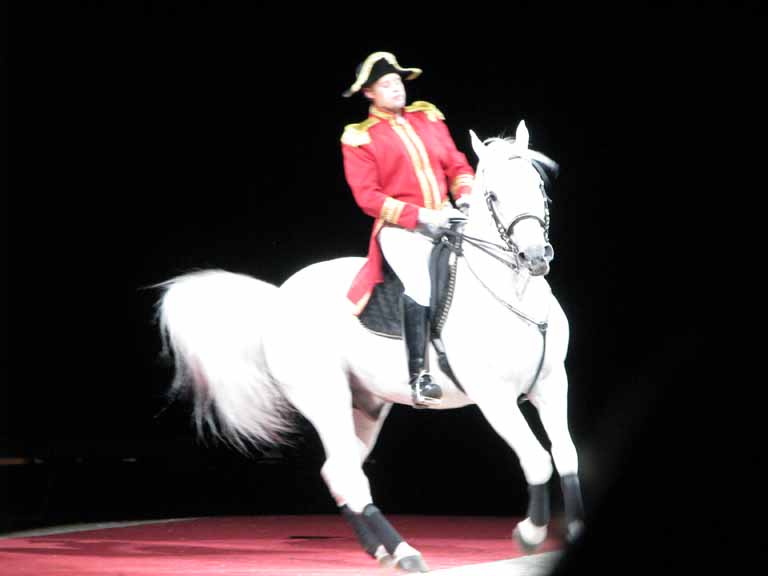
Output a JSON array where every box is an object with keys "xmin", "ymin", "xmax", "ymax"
[{"xmin": 341, "ymin": 51, "xmax": 475, "ymax": 407}]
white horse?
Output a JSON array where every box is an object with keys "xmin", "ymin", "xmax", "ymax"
[{"xmin": 159, "ymin": 121, "xmax": 584, "ymax": 573}]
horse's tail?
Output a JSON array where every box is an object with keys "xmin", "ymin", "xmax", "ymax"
[{"xmin": 157, "ymin": 269, "xmax": 295, "ymax": 452}]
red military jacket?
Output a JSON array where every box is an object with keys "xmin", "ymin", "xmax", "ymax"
[{"xmin": 342, "ymin": 101, "xmax": 475, "ymax": 314}]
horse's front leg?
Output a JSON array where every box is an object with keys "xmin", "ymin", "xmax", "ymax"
[
  {"xmin": 529, "ymin": 363, "xmax": 585, "ymax": 544},
  {"xmin": 472, "ymin": 383, "xmax": 554, "ymax": 553}
]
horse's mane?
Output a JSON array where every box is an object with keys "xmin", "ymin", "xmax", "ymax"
[
  {"xmin": 484, "ymin": 136, "xmax": 517, "ymax": 147},
  {"xmin": 482, "ymin": 136, "xmax": 560, "ymax": 176}
]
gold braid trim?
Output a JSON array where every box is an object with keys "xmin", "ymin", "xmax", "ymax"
[
  {"xmin": 405, "ymin": 101, "xmax": 445, "ymax": 122},
  {"xmin": 341, "ymin": 117, "xmax": 380, "ymax": 147},
  {"xmin": 380, "ymin": 197, "xmax": 406, "ymax": 225},
  {"xmin": 451, "ymin": 174, "xmax": 475, "ymax": 194}
]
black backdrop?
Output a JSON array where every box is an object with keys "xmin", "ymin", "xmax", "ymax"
[{"xmin": 3, "ymin": 3, "xmax": 758, "ymax": 572}]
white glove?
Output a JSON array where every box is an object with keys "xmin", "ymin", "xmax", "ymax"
[
  {"xmin": 443, "ymin": 207, "xmax": 468, "ymax": 224},
  {"xmin": 456, "ymin": 196, "xmax": 471, "ymax": 215},
  {"xmin": 418, "ymin": 207, "xmax": 467, "ymax": 230}
]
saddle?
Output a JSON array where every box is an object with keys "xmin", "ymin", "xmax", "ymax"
[{"xmin": 358, "ymin": 225, "xmax": 466, "ymax": 392}]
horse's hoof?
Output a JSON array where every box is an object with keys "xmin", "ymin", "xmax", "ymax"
[
  {"xmin": 372, "ymin": 544, "xmax": 396, "ymax": 568},
  {"xmin": 512, "ymin": 522, "xmax": 546, "ymax": 554},
  {"xmin": 513, "ymin": 526, "xmax": 538, "ymax": 554},
  {"xmin": 565, "ymin": 520, "xmax": 585, "ymax": 544},
  {"xmin": 397, "ymin": 553, "xmax": 430, "ymax": 573}
]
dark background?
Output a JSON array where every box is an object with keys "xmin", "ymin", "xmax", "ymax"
[{"xmin": 2, "ymin": 2, "xmax": 758, "ymax": 572}]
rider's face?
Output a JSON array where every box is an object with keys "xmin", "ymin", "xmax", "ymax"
[{"xmin": 364, "ymin": 73, "xmax": 406, "ymax": 113}]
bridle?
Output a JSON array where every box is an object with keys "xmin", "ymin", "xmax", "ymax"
[
  {"xmin": 483, "ymin": 157, "xmax": 552, "ymax": 257},
  {"xmin": 446, "ymin": 153, "xmax": 556, "ymax": 271}
]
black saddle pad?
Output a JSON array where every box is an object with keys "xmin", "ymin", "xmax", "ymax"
[{"xmin": 358, "ymin": 230, "xmax": 458, "ymax": 339}]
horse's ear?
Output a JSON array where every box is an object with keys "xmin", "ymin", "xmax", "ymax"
[
  {"xmin": 515, "ymin": 120, "xmax": 530, "ymax": 149},
  {"xmin": 469, "ymin": 129, "xmax": 485, "ymax": 161}
]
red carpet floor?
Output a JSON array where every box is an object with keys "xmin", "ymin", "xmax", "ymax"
[{"xmin": 0, "ymin": 515, "xmax": 562, "ymax": 575}]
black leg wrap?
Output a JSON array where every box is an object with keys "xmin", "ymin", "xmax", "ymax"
[
  {"xmin": 561, "ymin": 474, "xmax": 585, "ymax": 522},
  {"xmin": 527, "ymin": 482, "xmax": 550, "ymax": 527},
  {"xmin": 340, "ymin": 505, "xmax": 382, "ymax": 558},
  {"xmin": 362, "ymin": 504, "xmax": 403, "ymax": 555}
]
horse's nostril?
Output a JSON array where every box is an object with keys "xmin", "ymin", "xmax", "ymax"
[{"xmin": 518, "ymin": 252, "xmax": 528, "ymax": 261}]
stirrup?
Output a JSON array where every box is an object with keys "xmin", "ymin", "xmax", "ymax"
[{"xmin": 410, "ymin": 371, "xmax": 442, "ymax": 408}]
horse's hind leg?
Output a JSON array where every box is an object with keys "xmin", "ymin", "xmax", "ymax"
[
  {"xmin": 282, "ymin": 374, "xmax": 373, "ymax": 514},
  {"xmin": 285, "ymin": 381, "xmax": 427, "ymax": 572},
  {"xmin": 341, "ymin": 400, "xmax": 394, "ymax": 565},
  {"xmin": 529, "ymin": 363, "xmax": 585, "ymax": 543},
  {"xmin": 349, "ymin": 401, "xmax": 428, "ymax": 572},
  {"xmin": 473, "ymin": 385, "xmax": 554, "ymax": 552},
  {"xmin": 352, "ymin": 396, "xmax": 393, "ymax": 462}
]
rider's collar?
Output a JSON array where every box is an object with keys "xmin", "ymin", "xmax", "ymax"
[{"xmin": 369, "ymin": 105, "xmax": 405, "ymax": 122}]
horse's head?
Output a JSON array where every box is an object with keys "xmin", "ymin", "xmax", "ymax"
[{"xmin": 468, "ymin": 121, "xmax": 558, "ymax": 276}]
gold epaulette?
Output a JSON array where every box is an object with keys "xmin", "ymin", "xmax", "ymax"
[
  {"xmin": 341, "ymin": 117, "xmax": 380, "ymax": 147},
  {"xmin": 405, "ymin": 100, "xmax": 445, "ymax": 122}
]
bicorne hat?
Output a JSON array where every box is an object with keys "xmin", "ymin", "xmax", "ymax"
[{"xmin": 342, "ymin": 52, "xmax": 422, "ymax": 98}]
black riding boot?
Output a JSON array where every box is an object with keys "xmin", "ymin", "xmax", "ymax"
[{"xmin": 402, "ymin": 295, "xmax": 442, "ymax": 407}]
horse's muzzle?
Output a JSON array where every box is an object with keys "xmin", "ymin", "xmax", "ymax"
[{"xmin": 517, "ymin": 244, "xmax": 554, "ymax": 276}]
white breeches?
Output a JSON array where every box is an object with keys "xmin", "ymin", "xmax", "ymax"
[{"xmin": 378, "ymin": 225, "xmax": 434, "ymax": 307}]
